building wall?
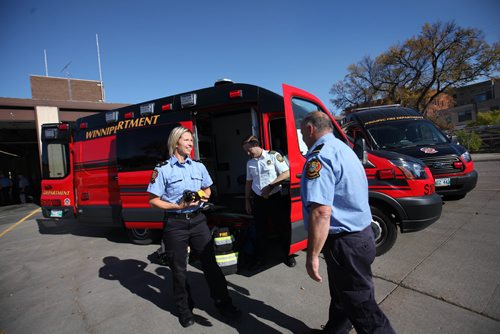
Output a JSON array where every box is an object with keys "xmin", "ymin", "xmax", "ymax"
[
  {"xmin": 0, "ymin": 96, "xmax": 128, "ymax": 205},
  {"xmin": 453, "ymin": 78, "xmax": 499, "ymax": 106},
  {"xmin": 434, "ymin": 78, "xmax": 500, "ymax": 128},
  {"xmin": 425, "ymin": 93, "xmax": 455, "ymax": 119},
  {"xmin": 30, "ymin": 75, "xmax": 104, "ymax": 102},
  {"xmin": 439, "ymin": 104, "xmax": 477, "ymax": 129}
]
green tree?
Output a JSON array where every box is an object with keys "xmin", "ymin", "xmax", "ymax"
[
  {"xmin": 467, "ymin": 109, "xmax": 500, "ymax": 126},
  {"xmin": 455, "ymin": 130, "xmax": 482, "ymax": 152},
  {"xmin": 332, "ymin": 21, "xmax": 500, "ymax": 115}
]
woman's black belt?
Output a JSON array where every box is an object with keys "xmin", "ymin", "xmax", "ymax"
[{"xmin": 165, "ymin": 211, "xmax": 201, "ymax": 220}]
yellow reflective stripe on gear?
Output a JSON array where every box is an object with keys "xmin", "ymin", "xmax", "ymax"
[
  {"xmin": 214, "ymin": 235, "xmax": 235, "ymax": 245},
  {"xmin": 215, "ymin": 252, "xmax": 238, "ymax": 266}
]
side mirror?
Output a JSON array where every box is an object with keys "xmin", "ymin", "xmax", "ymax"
[
  {"xmin": 354, "ymin": 138, "xmax": 368, "ymax": 165},
  {"xmin": 446, "ymin": 133, "xmax": 459, "ymax": 144}
]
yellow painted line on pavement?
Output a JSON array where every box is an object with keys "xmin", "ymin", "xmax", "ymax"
[{"xmin": 0, "ymin": 208, "xmax": 41, "ymax": 238}]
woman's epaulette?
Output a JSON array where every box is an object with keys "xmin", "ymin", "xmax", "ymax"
[{"xmin": 155, "ymin": 160, "xmax": 169, "ymax": 168}]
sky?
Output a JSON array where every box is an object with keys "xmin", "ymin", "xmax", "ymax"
[{"xmin": 1, "ymin": 0, "xmax": 499, "ymax": 114}]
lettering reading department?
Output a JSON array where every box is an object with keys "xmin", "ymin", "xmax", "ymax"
[{"xmin": 85, "ymin": 115, "xmax": 160, "ymax": 139}]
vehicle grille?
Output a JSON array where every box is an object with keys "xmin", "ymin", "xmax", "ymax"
[{"xmin": 419, "ymin": 154, "xmax": 461, "ymax": 175}]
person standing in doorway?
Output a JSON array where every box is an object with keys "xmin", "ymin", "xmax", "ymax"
[
  {"xmin": 300, "ymin": 111, "xmax": 394, "ymax": 334},
  {"xmin": 18, "ymin": 174, "xmax": 30, "ymax": 204},
  {"xmin": 0, "ymin": 173, "xmax": 12, "ymax": 205},
  {"xmin": 242, "ymin": 135, "xmax": 295, "ymax": 268}
]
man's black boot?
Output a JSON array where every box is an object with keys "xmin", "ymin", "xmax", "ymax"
[
  {"xmin": 284, "ymin": 255, "xmax": 296, "ymax": 267},
  {"xmin": 178, "ymin": 312, "xmax": 195, "ymax": 328}
]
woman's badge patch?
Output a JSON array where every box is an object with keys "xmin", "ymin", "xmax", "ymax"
[{"xmin": 150, "ymin": 170, "xmax": 158, "ymax": 184}]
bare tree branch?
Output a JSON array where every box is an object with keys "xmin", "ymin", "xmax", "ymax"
[{"xmin": 330, "ymin": 21, "xmax": 500, "ymax": 114}]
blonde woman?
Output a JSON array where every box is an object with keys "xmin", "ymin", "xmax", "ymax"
[{"xmin": 148, "ymin": 126, "xmax": 240, "ymax": 328}]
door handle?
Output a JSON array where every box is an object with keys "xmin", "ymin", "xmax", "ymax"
[{"xmin": 296, "ymin": 173, "xmax": 302, "ymax": 179}]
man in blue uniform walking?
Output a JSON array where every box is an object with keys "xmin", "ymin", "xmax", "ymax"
[{"xmin": 300, "ymin": 111, "xmax": 394, "ymax": 334}]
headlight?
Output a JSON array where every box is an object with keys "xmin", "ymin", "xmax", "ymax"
[
  {"xmin": 390, "ymin": 158, "xmax": 427, "ymax": 179},
  {"xmin": 461, "ymin": 151, "xmax": 471, "ymax": 162}
]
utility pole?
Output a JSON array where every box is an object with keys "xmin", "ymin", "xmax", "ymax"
[
  {"xmin": 96, "ymin": 33, "xmax": 105, "ymax": 102},
  {"xmin": 44, "ymin": 49, "xmax": 49, "ymax": 76}
]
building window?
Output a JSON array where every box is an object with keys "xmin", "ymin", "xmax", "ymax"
[
  {"xmin": 474, "ymin": 91, "xmax": 492, "ymax": 103},
  {"xmin": 458, "ymin": 110, "xmax": 472, "ymax": 122}
]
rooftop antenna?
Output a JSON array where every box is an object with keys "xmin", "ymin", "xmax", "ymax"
[
  {"xmin": 60, "ymin": 61, "xmax": 73, "ymax": 100},
  {"xmin": 60, "ymin": 61, "xmax": 72, "ymax": 77},
  {"xmin": 96, "ymin": 33, "xmax": 105, "ymax": 101},
  {"xmin": 44, "ymin": 49, "xmax": 49, "ymax": 76}
]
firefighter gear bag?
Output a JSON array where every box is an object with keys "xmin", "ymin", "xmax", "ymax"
[{"xmin": 212, "ymin": 227, "xmax": 238, "ymax": 275}]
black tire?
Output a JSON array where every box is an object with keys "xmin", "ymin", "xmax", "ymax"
[
  {"xmin": 126, "ymin": 228, "xmax": 161, "ymax": 245},
  {"xmin": 370, "ymin": 206, "xmax": 397, "ymax": 256}
]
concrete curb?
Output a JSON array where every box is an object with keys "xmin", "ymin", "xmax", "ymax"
[{"xmin": 471, "ymin": 153, "xmax": 500, "ymax": 162}]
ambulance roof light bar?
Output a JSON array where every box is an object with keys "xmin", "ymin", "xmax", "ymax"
[
  {"xmin": 229, "ymin": 90, "xmax": 243, "ymax": 98},
  {"xmin": 57, "ymin": 123, "xmax": 69, "ymax": 130},
  {"xmin": 214, "ymin": 78, "xmax": 234, "ymax": 86},
  {"xmin": 105, "ymin": 111, "xmax": 119, "ymax": 123},
  {"xmin": 140, "ymin": 102, "xmax": 155, "ymax": 116},
  {"xmin": 161, "ymin": 103, "xmax": 173, "ymax": 111},
  {"xmin": 180, "ymin": 93, "xmax": 197, "ymax": 108}
]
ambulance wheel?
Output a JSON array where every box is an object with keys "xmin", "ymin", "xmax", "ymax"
[
  {"xmin": 370, "ymin": 206, "xmax": 397, "ymax": 256},
  {"xmin": 127, "ymin": 228, "xmax": 161, "ymax": 245}
]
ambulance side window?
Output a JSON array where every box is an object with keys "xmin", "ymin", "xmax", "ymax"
[
  {"xmin": 343, "ymin": 122, "xmax": 366, "ymax": 144},
  {"xmin": 291, "ymin": 98, "xmax": 345, "ymax": 156},
  {"xmin": 117, "ymin": 124, "xmax": 176, "ymax": 172},
  {"xmin": 269, "ymin": 117, "xmax": 287, "ymax": 156}
]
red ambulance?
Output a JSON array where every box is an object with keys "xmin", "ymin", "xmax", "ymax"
[{"xmin": 40, "ymin": 81, "xmax": 442, "ymax": 256}]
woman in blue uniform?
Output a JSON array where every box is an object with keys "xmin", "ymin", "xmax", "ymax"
[{"xmin": 147, "ymin": 126, "xmax": 240, "ymax": 328}]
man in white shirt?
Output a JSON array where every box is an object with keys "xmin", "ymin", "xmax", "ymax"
[{"xmin": 242, "ymin": 135, "xmax": 295, "ymax": 268}]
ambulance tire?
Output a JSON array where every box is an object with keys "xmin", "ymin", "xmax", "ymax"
[
  {"xmin": 370, "ymin": 206, "xmax": 397, "ymax": 256},
  {"xmin": 127, "ymin": 228, "xmax": 161, "ymax": 245}
]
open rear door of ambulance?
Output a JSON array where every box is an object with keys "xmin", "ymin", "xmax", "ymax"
[
  {"xmin": 116, "ymin": 109, "xmax": 194, "ymax": 244},
  {"xmin": 40, "ymin": 122, "xmax": 75, "ymax": 219},
  {"xmin": 282, "ymin": 84, "xmax": 348, "ymax": 253}
]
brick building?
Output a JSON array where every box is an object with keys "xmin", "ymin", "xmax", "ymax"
[
  {"xmin": 438, "ymin": 78, "xmax": 500, "ymax": 129},
  {"xmin": 0, "ymin": 76, "xmax": 129, "ymax": 204}
]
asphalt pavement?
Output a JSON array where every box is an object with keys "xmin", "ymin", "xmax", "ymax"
[{"xmin": 0, "ymin": 154, "xmax": 499, "ymax": 333}]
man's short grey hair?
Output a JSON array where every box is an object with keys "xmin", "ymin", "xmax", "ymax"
[{"xmin": 301, "ymin": 111, "xmax": 333, "ymax": 132}]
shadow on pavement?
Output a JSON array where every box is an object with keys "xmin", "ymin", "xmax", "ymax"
[
  {"xmin": 36, "ymin": 218, "xmax": 130, "ymax": 244},
  {"xmin": 99, "ymin": 256, "xmax": 309, "ymax": 333}
]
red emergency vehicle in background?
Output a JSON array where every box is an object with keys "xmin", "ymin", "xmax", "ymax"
[{"xmin": 41, "ymin": 80, "xmax": 442, "ymax": 256}]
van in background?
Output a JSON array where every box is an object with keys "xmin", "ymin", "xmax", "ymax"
[{"xmin": 341, "ymin": 106, "xmax": 478, "ymax": 200}]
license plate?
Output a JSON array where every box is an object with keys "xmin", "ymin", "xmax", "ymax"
[
  {"xmin": 50, "ymin": 210, "xmax": 63, "ymax": 218},
  {"xmin": 435, "ymin": 178, "xmax": 451, "ymax": 187}
]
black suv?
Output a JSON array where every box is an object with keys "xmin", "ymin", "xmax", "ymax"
[{"xmin": 341, "ymin": 106, "xmax": 478, "ymax": 199}]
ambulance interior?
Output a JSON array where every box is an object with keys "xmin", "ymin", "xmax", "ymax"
[{"xmin": 194, "ymin": 108, "xmax": 288, "ymax": 215}]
